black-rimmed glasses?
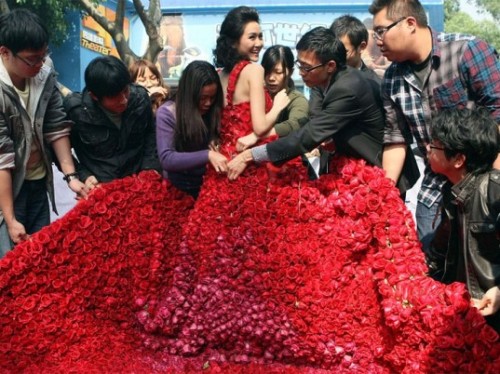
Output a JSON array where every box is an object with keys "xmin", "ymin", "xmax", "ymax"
[
  {"xmin": 294, "ymin": 61, "xmax": 325, "ymax": 73},
  {"xmin": 14, "ymin": 50, "xmax": 51, "ymax": 67},
  {"xmin": 372, "ymin": 17, "xmax": 406, "ymax": 40}
]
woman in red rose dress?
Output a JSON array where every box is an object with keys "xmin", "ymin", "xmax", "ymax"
[{"xmin": 1, "ymin": 6, "xmax": 500, "ymax": 373}]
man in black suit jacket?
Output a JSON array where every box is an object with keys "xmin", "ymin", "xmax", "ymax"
[
  {"xmin": 310, "ymin": 19, "xmax": 419, "ymax": 191},
  {"xmin": 228, "ymin": 26, "xmax": 385, "ymax": 179}
]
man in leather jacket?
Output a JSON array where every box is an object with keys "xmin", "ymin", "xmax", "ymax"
[
  {"xmin": 64, "ymin": 56, "xmax": 160, "ymax": 190},
  {"xmin": 426, "ymin": 108, "xmax": 500, "ymax": 332}
]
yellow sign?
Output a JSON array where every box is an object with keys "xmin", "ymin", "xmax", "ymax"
[
  {"xmin": 81, "ymin": 38, "xmax": 111, "ymax": 55},
  {"xmin": 80, "ymin": 5, "xmax": 129, "ymax": 57}
]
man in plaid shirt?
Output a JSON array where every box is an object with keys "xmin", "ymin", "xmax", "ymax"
[{"xmin": 369, "ymin": 0, "xmax": 500, "ymax": 255}]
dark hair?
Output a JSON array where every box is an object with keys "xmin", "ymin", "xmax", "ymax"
[
  {"xmin": 174, "ymin": 60, "xmax": 223, "ymax": 152},
  {"xmin": 330, "ymin": 15, "xmax": 369, "ymax": 48},
  {"xmin": 369, "ymin": 0, "xmax": 428, "ymax": 27},
  {"xmin": 129, "ymin": 59, "xmax": 169, "ymax": 112},
  {"xmin": 296, "ymin": 27, "xmax": 347, "ymax": 70},
  {"xmin": 430, "ymin": 108, "xmax": 499, "ymax": 174},
  {"xmin": 0, "ymin": 9, "xmax": 49, "ymax": 54},
  {"xmin": 261, "ymin": 45, "xmax": 295, "ymax": 91},
  {"xmin": 84, "ymin": 56, "xmax": 131, "ymax": 100},
  {"xmin": 213, "ymin": 6, "xmax": 260, "ymax": 72}
]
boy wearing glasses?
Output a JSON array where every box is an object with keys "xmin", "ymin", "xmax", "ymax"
[
  {"xmin": 426, "ymin": 108, "xmax": 500, "ymax": 332},
  {"xmin": 368, "ymin": 0, "xmax": 500, "ymax": 254},
  {"xmin": 0, "ymin": 9, "xmax": 88, "ymax": 257}
]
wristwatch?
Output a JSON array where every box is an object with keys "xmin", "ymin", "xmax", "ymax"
[{"xmin": 63, "ymin": 172, "xmax": 80, "ymax": 183}]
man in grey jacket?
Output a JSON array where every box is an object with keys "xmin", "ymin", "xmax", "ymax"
[{"xmin": 0, "ymin": 9, "xmax": 87, "ymax": 257}]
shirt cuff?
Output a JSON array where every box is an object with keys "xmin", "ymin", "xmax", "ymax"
[{"xmin": 251, "ymin": 145, "xmax": 270, "ymax": 163}]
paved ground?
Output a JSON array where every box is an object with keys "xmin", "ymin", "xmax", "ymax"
[
  {"xmin": 404, "ymin": 155, "xmax": 425, "ymax": 224},
  {"xmin": 50, "ymin": 165, "xmax": 77, "ymax": 222}
]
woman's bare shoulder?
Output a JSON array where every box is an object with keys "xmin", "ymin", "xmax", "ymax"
[{"xmin": 241, "ymin": 63, "xmax": 264, "ymax": 75}]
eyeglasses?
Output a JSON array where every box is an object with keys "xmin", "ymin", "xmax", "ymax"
[
  {"xmin": 429, "ymin": 143, "xmax": 445, "ymax": 151},
  {"xmin": 372, "ymin": 17, "xmax": 406, "ymax": 41},
  {"xmin": 294, "ymin": 61, "xmax": 325, "ymax": 73},
  {"xmin": 14, "ymin": 50, "xmax": 51, "ymax": 67}
]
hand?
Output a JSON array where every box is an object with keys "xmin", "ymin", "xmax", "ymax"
[
  {"xmin": 474, "ymin": 286, "xmax": 500, "ymax": 316},
  {"xmin": 304, "ymin": 148, "xmax": 321, "ymax": 158},
  {"xmin": 272, "ymin": 89, "xmax": 290, "ymax": 113},
  {"xmin": 227, "ymin": 150, "xmax": 253, "ymax": 180},
  {"xmin": 7, "ymin": 219, "xmax": 29, "ymax": 244},
  {"xmin": 147, "ymin": 86, "xmax": 168, "ymax": 99},
  {"xmin": 236, "ymin": 133, "xmax": 258, "ymax": 153},
  {"xmin": 83, "ymin": 175, "xmax": 100, "ymax": 192},
  {"xmin": 208, "ymin": 150, "xmax": 229, "ymax": 174},
  {"xmin": 68, "ymin": 178, "xmax": 90, "ymax": 199},
  {"xmin": 209, "ymin": 140, "xmax": 221, "ymax": 152}
]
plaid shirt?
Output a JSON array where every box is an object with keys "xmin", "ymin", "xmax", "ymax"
[{"xmin": 382, "ymin": 29, "xmax": 500, "ymax": 208}]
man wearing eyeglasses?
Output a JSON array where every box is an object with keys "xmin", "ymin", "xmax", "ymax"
[
  {"xmin": 368, "ymin": 0, "xmax": 500, "ymax": 256},
  {"xmin": 0, "ymin": 9, "xmax": 88, "ymax": 257},
  {"xmin": 227, "ymin": 27, "xmax": 411, "ymax": 187},
  {"xmin": 425, "ymin": 108, "xmax": 500, "ymax": 332}
]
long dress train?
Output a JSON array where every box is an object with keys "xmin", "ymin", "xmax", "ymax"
[{"xmin": 0, "ymin": 60, "xmax": 499, "ymax": 373}]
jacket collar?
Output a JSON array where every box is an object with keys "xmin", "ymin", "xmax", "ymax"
[
  {"xmin": 451, "ymin": 173, "xmax": 477, "ymax": 206},
  {"xmin": 325, "ymin": 66, "xmax": 348, "ymax": 92},
  {"xmin": 0, "ymin": 57, "xmax": 51, "ymax": 89}
]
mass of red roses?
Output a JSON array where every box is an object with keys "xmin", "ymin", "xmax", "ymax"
[{"xmin": 0, "ymin": 157, "xmax": 498, "ymax": 373}]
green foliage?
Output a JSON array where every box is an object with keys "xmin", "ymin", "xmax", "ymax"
[
  {"xmin": 3, "ymin": 0, "xmax": 100, "ymax": 46},
  {"xmin": 474, "ymin": 0, "xmax": 500, "ymax": 20},
  {"xmin": 444, "ymin": 0, "xmax": 460, "ymax": 21},
  {"xmin": 444, "ymin": 0, "xmax": 500, "ymax": 50},
  {"xmin": 2, "ymin": 0, "xmax": 76, "ymax": 45}
]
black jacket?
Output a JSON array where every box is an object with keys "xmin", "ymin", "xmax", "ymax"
[
  {"xmin": 267, "ymin": 66, "xmax": 384, "ymax": 166},
  {"xmin": 64, "ymin": 84, "xmax": 160, "ymax": 182},
  {"xmin": 429, "ymin": 170, "xmax": 500, "ymax": 293},
  {"xmin": 266, "ymin": 66, "xmax": 419, "ymax": 193},
  {"xmin": 429, "ymin": 170, "xmax": 500, "ymax": 329}
]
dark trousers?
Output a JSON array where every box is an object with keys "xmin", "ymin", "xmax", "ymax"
[
  {"xmin": 15, "ymin": 178, "xmax": 50, "ymax": 233},
  {"xmin": 0, "ymin": 178, "xmax": 50, "ymax": 257}
]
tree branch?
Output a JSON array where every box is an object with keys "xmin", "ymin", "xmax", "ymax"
[
  {"xmin": 76, "ymin": 0, "xmax": 163, "ymax": 65},
  {"xmin": 132, "ymin": 0, "xmax": 163, "ymax": 62},
  {"xmin": 78, "ymin": 0, "xmax": 115, "ymax": 36}
]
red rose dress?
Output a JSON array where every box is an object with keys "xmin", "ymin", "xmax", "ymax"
[{"xmin": 0, "ymin": 60, "xmax": 499, "ymax": 373}]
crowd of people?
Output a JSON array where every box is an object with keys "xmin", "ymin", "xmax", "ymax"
[{"xmin": 0, "ymin": 0, "xmax": 499, "ymax": 371}]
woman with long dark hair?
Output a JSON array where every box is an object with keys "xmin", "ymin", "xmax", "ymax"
[{"xmin": 156, "ymin": 60, "xmax": 227, "ymax": 198}]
